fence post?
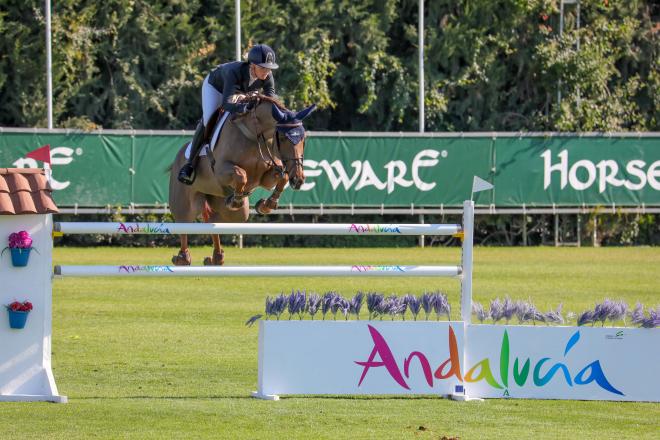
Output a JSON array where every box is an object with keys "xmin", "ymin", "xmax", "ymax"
[
  {"xmin": 419, "ymin": 214, "xmax": 425, "ymax": 248},
  {"xmin": 461, "ymin": 200, "xmax": 474, "ymax": 323}
]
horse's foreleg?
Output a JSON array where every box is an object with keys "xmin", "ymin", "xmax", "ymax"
[
  {"xmin": 172, "ymin": 234, "xmax": 192, "ymax": 265},
  {"xmin": 217, "ymin": 163, "xmax": 249, "ymax": 210},
  {"xmin": 256, "ymin": 171, "xmax": 288, "ymax": 215}
]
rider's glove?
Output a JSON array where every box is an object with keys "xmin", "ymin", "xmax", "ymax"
[{"xmin": 235, "ymin": 103, "xmax": 249, "ymax": 114}]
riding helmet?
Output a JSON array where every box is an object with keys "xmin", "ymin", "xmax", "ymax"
[{"xmin": 247, "ymin": 44, "xmax": 279, "ymax": 70}]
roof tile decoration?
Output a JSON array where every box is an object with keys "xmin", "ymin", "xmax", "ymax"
[{"xmin": 0, "ymin": 168, "xmax": 59, "ymax": 215}]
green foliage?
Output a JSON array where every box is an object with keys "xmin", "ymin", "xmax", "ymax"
[{"xmin": 0, "ymin": 0, "xmax": 657, "ymax": 131}]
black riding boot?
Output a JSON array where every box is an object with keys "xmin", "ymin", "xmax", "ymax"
[{"xmin": 178, "ymin": 120, "xmax": 206, "ymax": 185}]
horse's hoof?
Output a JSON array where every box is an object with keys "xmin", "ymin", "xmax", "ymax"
[
  {"xmin": 172, "ymin": 249, "xmax": 191, "ymax": 266},
  {"xmin": 255, "ymin": 198, "xmax": 271, "ymax": 215},
  {"xmin": 203, "ymin": 250, "xmax": 225, "ymax": 266}
]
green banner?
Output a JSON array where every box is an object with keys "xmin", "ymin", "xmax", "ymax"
[
  {"xmin": 0, "ymin": 130, "xmax": 658, "ymax": 207},
  {"xmin": 493, "ymin": 137, "xmax": 660, "ymax": 206}
]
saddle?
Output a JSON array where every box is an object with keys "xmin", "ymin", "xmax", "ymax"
[{"xmin": 184, "ymin": 108, "xmax": 230, "ymax": 161}]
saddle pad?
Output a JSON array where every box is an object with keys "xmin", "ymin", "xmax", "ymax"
[{"xmin": 184, "ymin": 111, "xmax": 230, "ymax": 160}]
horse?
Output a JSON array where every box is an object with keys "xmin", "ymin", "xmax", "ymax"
[{"xmin": 168, "ymin": 94, "xmax": 316, "ymax": 265}]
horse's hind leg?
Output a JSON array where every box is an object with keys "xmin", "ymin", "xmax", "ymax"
[
  {"xmin": 201, "ymin": 195, "xmax": 248, "ymax": 265},
  {"xmin": 172, "ymin": 234, "xmax": 192, "ymax": 265},
  {"xmin": 203, "ymin": 234, "xmax": 225, "ymax": 266},
  {"xmin": 169, "ymin": 189, "xmax": 205, "ymax": 265}
]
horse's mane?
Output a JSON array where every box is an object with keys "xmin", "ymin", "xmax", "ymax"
[{"xmin": 237, "ymin": 93, "xmax": 289, "ymax": 111}]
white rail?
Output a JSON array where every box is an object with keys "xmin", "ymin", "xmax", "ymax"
[
  {"xmin": 54, "ymin": 222, "xmax": 462, "ymax": 236},
  {"xmin": 54, "ymin": 265, "xmax": 462, "ymax": 278}
]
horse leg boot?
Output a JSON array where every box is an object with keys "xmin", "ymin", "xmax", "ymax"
[{"xmin": 177, "ymin": 120, "xmax": 206, "ymax": 185}]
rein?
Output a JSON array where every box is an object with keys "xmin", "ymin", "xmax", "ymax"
[{"xmin": 243, "ymin": 102, "xmax": 304, "ymax": 176}]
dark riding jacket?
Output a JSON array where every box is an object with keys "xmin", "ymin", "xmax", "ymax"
[{"xmin": 207, "ymin": 61, "xmax": 276, "ymax": 113}]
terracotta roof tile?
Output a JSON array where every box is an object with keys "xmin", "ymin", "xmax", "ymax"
[{"xmin": 0, "ymin": 168, "xmax": 59, "ymax": 215}]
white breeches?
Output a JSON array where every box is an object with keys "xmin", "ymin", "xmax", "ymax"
[{"xmin": 202, "ymin": 74, "xmax": 224, "ymax": 126}]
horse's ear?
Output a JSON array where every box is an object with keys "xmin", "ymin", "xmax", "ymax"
[
  {"xmin": 271, "ymin": 104, "xmax": 286, "ymax": 122},
  {"xmin": 295, "ymin": 104, "xmax": 317, "ymax": 121}
]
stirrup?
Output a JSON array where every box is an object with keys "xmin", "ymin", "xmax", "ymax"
[{"xmin": 178, "ymin": 163, "xmax": 196, "ymax": 185}]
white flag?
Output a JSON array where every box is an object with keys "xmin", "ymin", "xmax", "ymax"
[{"xmin": 472, "ymin": 176, "xmax": 494, "ymax": 194}]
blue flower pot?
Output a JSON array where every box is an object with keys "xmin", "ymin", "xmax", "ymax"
[
  {"xmin": 10, "ymin": 248, "xmax": 31, "ymax": 267},
  {"xmin": 8, "ymin": 310, "xmax": 29, "ymax": 329}
]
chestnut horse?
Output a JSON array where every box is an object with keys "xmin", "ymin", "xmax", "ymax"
[{"xmin": 168, "ymin": 94, "xmax": 315, "ymax": 265}]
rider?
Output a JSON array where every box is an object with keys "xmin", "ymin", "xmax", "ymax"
[{"xmin": 177, "ymin": 44, "xmax": 279, "ymax": 185}]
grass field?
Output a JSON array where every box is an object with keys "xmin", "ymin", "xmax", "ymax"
[{"xmin": 1, "ymin": 246, "xmax": 659, "ymax": 439}]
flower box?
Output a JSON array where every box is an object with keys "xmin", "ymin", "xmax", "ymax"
[
  {"xmin": 5, "ymin": 300, "xmax": 33, "ymax": 329},
  {"xmin": 2, "ymin": 230, "xmax": 37, "ymax": 267}
]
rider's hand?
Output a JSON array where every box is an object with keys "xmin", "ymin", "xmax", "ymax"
[{"xmin": 235, "ymin": 103, "xmax": 250, "ymax": 114}]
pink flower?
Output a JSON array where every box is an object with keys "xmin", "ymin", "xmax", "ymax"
[{"xmin": 7, "ymin": 231, "xmax": 32, "ymax": 248}]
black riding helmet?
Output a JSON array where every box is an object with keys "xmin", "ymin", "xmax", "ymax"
[{"xmin": 248, "ymin": 44, "xmax": 279, "ymax": 70}]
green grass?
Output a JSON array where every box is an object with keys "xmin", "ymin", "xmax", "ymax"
[{"xmin": 1, "ymin": 246, "xmax": 659, "ymax": 439}]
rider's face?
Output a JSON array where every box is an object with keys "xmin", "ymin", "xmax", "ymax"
[{"xmin": 251, "ymin": 64, "xmax": 271, "ymax": 81}]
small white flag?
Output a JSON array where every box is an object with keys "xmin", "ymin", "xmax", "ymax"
[{"xmin": 472, "ymin": 176, "xmax": 494, "ymax": 194}]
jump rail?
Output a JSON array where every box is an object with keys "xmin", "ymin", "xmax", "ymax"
[
  {"xmin": 53, "ymin": 201, "xmax": 475, "ymax": 324},
  {"xmin": 53, "ymin": 265, "xmax": 462, "ymax": 278},
  {"xmin": 54, "ymin": 222, "xmax": 462, "ymax": 236}
]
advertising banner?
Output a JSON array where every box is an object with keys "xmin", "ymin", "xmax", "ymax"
[
  {"xmin": 257, "ymin": 321, "xmax": 659, "ymax": 401},
  {"xmin": 1, "ymin": 130, "xmax": 658, "ymax": 208},
  {"xmin": 464, "ymin": 325, "xmax": 659, "ymax": 401},
  {"xmin": 257, "ymin": 321, "xmax": 465, "ymax": 396}
]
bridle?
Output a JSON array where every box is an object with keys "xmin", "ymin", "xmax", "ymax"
[{"xmin": 245, "ymin": 101, "xmax": 305, "ymax": 177}]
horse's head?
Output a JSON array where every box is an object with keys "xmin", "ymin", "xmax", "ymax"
[{"xmin": 271, "ymin": 103, "xmax": 316, "ymax": 190}]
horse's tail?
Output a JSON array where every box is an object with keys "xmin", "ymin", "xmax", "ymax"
[{"xmin": 202, "ymin": 201, "xmax": 213, "ymax": 223}]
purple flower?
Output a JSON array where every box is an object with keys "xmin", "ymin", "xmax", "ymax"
[
  {"xmin": 385, "ymin": 296, "xmax": 405, "ymax": 320},
  {"xmin": 645, "ymin": 306, "xmax": 660, "ymax": 328},
  {"xmin": 287, "ymin": 289, "xmax": 307, "ymax": 320},
  {"xmin": 630, "ymin": 303, "xmax": 644, "ymax": 325},
  {"xmin": 515, "ymin": 301, "xmax": 533, "ymax": 324},
  {"xmin": 631, "ymin": 303, "xmax": 659, "ymax": 328},
  {"xmin": 264, "ymin": 296, "xmax": 275, "ymax": 319},
  {"xmin": 307, "ymin": 293, "xmax": 321, "ymax": 319},
  {"xmin": 502, "ymin": 297, "xmax": 516, "ymax": 324},
  {"xmin": 350, "ymin": 292, "xmax": 364, "ymax": 319},
  {"xmin": 433, "ymin": 292, "xmax": 451, "ymax": 321},
  {"xmin": 245, "ymin": 314, "xmax": 262, "ymax": 327},
  {"xmin": 472, "ymin": 302, "xmax": 489, "ymax": 323},
  {"xmin": 334, "ymin": 297, "xmax": 350, "ymax": 320},
  {"xmin": 529, "ymin": 305, "xmax": 545, "ymax": 326},
  {"xmin": 405, "ymin": 294, "xmax": 421, "ymax": 321},
  {"xmin": 375, "ymin": 296, "xmax": 391, "ymax": 320},
  {"xmin": 544, "ymin": 304, "xmax": 564, "ymax": 325},
  {"xmin": 577, "ymin": 310, "xmax": 595, "ymax": 326},
  {"xmin": 272, "ymin": 294, "xmax": 287, "ymax": 320},
  {"xmin": 399, "ymin": 297, "xmax": 409, "ymax": 320},
  {"xmin": 366, "ymin": 292, "xmax": 384, "ymax": 320},
  {"xmin": 321, "ymin": 291, "xmax": 337, "ymax": 320},
  {"xmin": 593, "ymin": 300, "xmax": 615, "ymax": 326},
  {"xmin": 489, "ymin": 298, "xmax": 503, "ymax": 323},
  {"xmin": 607, "ymin": 300, "xmax": 628, "ymax": 325},
  {"xmin": 421, "ymin": 292, "xmax": 435, "ymax": 320}
]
